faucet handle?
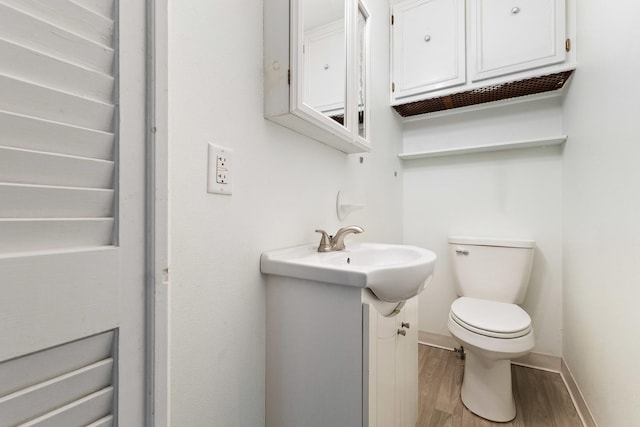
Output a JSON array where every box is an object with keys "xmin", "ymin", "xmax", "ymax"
[{"xmin": 315, "ymin": 229, "xmax": 332, "ymax": 252}]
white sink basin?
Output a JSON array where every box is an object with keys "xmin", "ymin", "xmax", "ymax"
[{"xmin": 260, "ymin": 242, "xmax": 437, "ymax": 302}]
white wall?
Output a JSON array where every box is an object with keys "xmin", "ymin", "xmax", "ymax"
[
  {"xmin": 166, "ymin": 0, "xmax": 640, "ymax": 424},
  {"xmin": 403, "ymin": 98, "xmax": 564, "ymax": 357},
  {"xmin": 167, "ymin": 0, "xmax": 403, "ymax": 425},
  {"xmin": 562, "ymin": 0, "xmax": 640, "ymax": 424}
]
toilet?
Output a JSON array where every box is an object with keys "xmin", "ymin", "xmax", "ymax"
[{"xmin": 447, "ymin": 236, "xmax": 535, "ymax": 422}]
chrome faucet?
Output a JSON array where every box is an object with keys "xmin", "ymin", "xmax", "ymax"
[{"xmin": 315, "ymin": 226, "xmax": 364, "ymax": 252}]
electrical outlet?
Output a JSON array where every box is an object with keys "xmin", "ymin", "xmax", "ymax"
[
  {"xmin": 208, "ymin": 143, "xmax": 232, "ymax": 195},
  {"xmin": 216, "ymin": 154, "xmax": 229, "ymax": 184}
]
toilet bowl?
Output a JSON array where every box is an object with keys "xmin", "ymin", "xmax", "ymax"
[
  {"xmin": 448, "ymin": 297, "xmax": 534, "ymax": 421},
  {"xmin": 447, "ymin": 236, "xmax": 536, "ymax": 422}
]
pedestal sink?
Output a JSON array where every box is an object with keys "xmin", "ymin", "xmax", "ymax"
[{"xmin": 260, "ymin": 242, "xmax": 437, "ymax": 302}]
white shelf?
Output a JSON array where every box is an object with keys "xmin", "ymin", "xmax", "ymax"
[{"xmin": 398, "ymin": 136, "xmax": 567, "ymax": 160}]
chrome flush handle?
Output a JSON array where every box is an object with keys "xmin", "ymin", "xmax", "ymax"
[{"xmin": 455, "ymin": 247, "xmax": 469, "ymax": 256}]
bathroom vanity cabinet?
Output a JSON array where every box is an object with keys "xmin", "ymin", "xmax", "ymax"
[
  {"xmin": 390, "ymin": 0, "xmax": 575, "ymax": 115},
  {"xmin": 265, "ymin": 276, "xmax": 418, "ymax": 427}
]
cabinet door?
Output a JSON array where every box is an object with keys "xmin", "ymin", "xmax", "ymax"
[
  {"xmin": 371, "ymin": 298, "xmax": 418, "ymax": 427},
  {"xmin": 400, "ymin": 298, "xmax": 418, "ymax": 427},
  {"xmin": 376, "ymin": 312, "xmax": 399, "ymax": 427},
  {"xmin": 391, "ymin": 0, "xmax": 466, "ymax": 101},
  {"xmin": 470, "ymin": 0, "xmax": 566, "ymax": 81}
]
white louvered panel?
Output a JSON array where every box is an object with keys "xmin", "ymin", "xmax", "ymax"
[
  {"xmin": 0, "ymin": 39, "xmax": 114, "ymax": 103},
  {"xmin": 0, "ymin": 112, "xmax": 113, "ymax": 160},
  {"xmin": 0, "ymin": 0, "xmax": 116, "ymax": 253},
  {"xmin": 0, "ymin": 331, "xmax": 116, "ymax": 427},
  {"xmin": 71, "ymin": 0, "xmax": 114, "ymax": 20},
  {"xmin": 0, "ymin": 147, "xmax": 113, "ymax": 189},
  {"xmin": 0, "ymin": 219, "xmax": 114, "ymax": 253},
  {"xmin": 0, "ymin": 359, "xmax": 113, "ymax": 426},
  {"xmin": 0, "ymin": 184, "xmax": 113, "ymax": 218},
  {"xmin": 19, "ymin": 387, "xmax": 114, "ymax": 427},
  {"xmin": 0, "ymin": 0, "xmax": 114, "ymax": 47},
  {"xmin": 0, "ymin": 331, "xmax": 114, "ymax": 397},
  {"xmin": 0, "ymin": 75, "xmax": 114, "ymax": 132},
  {"xmin": 0, "ymin": 3, "xmax": 114, "ymax": 75},
  {"xmin": 86, "ymin": 415, "xmax": 114, "ymax": 427}
]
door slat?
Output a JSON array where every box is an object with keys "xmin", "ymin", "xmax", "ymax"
[
  {"xmin": 0, "ymin": 331, "xmax": 114, "ymax": 396},
  {"xmin": 19, "ymin": 387, "xmax": 114, "ymax": 427},
  {"xmin": 0, "ymin": 360, "xmax": 113, "ymax": 426},
  {"xmin": 0, "ymin": 219, "xmax": 114, "ymax": 254},
  {"xmin": 0, "ymin": 75, "xmax": 114, "ymax": 132},
  {"xmin": 0, "ymin": 146, "xmax": 114, "ymax": 189},
  {"xmin": 0, "ymin": 183, "xmax": 114, "ymax": 218},
  {"xmin": 0, "ymin": 38, "xmax": 114, "ymax": 104},
  {"xmin": 0, "ymin": 0, "xmax": 114, "ymax": 47},
  {"xmin": 0, "ymin": 3, "xmax": 114, "ymax": 74},
  {"xmin": 0, "ymin": 111, "xmax": 114, "ymax": 160}
]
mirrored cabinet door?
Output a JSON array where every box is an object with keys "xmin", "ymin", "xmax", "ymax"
[
  {"xmin": 303, "ymin": 0, "xmax": 347, "ymax": 128},
  {"xmin": 355, "ymin": 0, "xmax": 370, "ymax": 142},
  {"xmin": 264, "ymin": 0, "xmax": 371, "ymax": 154}
]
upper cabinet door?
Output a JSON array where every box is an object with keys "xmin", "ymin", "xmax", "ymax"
[
  {"xmin": 391, "ymin": 0, "xmax": 466, "ymax": 102},
  {"xmin": 470, "ymin": 0, "xmax": 566, "ymax": 82}
]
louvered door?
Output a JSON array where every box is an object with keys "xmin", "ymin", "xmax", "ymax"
[{"xmin": 0, "ymin": 0, "xmax": 147, "ymax": 425}]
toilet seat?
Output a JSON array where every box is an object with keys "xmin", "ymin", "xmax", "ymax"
[{"xmin": 450, "ymin": 297, "xmax": 532, "ymax": 339}]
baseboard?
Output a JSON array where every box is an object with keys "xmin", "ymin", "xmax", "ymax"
[
  {"xmin": 512, "ymin": 351, "xmax": 561, "ymax": 372},
  {"xmin": 418, "ymin": 330, "xmax": 457, "ymax": 350},
  {"xmin": 419, "ymin": 330, "xmax": 561, "ymax": 371},
  {"xmin": 561, "ymin": 359, "xmax": 598, "ymax": 427},
  {"xmin": 419, "ymin": 330, "xmax": 598, "ymax": 427}
]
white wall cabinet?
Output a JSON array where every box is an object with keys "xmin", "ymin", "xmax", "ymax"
[
  {"xmin": 264, "ymin": 0, "xmax": 371, "ymax": 154},
  {"xmin": 391, "ymin": 0, "xmax": 466, "ymax": 99},
  {"xmin": 391, "ymin": 0, "xmax": 574, "ymax": 110},
  {"xmin": 470, "ymin": 0, "xmax": 566, "ymax": 82},
  {"xmin": 265, "ymin": 275, "xmax": 418, "ymax": 427}
]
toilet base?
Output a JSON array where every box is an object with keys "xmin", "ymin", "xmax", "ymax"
[{"xmin": 460, "ymin": 351, "xmax": 516, "ymax": 422}]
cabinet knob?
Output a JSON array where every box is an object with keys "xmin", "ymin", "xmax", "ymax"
[
  {"xmin": 397, "ymin": 328, "xmax": 407, "ymax": 336},
  {"xmin": 424, "ymin": 35, "xmax": 431, "ymax": 42},
  {"xmin": 511, "ymin": 6, "xmax": 520, "ymax": 14},
  {"xmin": 323, "ymin": 64, "xmax": 329, "ymax": 70},
  {"xmin": 401, "ymin": 322, "xmax": 410, "ymax": 329}
]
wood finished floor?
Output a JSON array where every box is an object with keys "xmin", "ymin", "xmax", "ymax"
[{"xmin": 417, "ymin": 344, "xmax": 583, "ymax": 427}]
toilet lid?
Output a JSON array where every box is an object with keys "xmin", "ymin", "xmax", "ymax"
[{"xmin": 450, "ymin": 297, "xmax": 532, "ymax": 338}]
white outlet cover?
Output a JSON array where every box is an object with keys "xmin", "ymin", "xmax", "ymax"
[{"xmin": 207, "ymin": 143, "xmax": 232, "ymax": 195}]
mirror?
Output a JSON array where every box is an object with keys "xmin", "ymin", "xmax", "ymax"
[
  {"xmin": 263, "ymin": 0, "xmax": 371, "ymax": 153},
  {"xmin": 357, "ymin": 1, "xmax": 369, "ymax": 140},
  {"xmin": 303, "ymin": 0, "xmax": 347, "ymax": 128}
]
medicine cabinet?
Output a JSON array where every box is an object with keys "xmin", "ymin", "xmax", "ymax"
[{"xmin": 264, "ymin": 0, "xmax": 371, "ymax": 153}]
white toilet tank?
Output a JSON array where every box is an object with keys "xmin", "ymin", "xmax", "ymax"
[{"xmin": 449, "ymin": 236, "xmax": 535, "ymax": 304}]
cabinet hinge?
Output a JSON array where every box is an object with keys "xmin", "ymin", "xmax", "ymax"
[
  {"xmin": 287, "ymin": 69, "xmax": 290, "ymax": 85},
  {"xmin": 391, "ymin": 14, "xmax": 394, "ymax": 25},
  {"xmin": 392, "ymin": 82, "xmax": 395, "ymax": 93},
  {"xmin": 565, "ymin": 38, "xmax": 571, "ymax": 52}
]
